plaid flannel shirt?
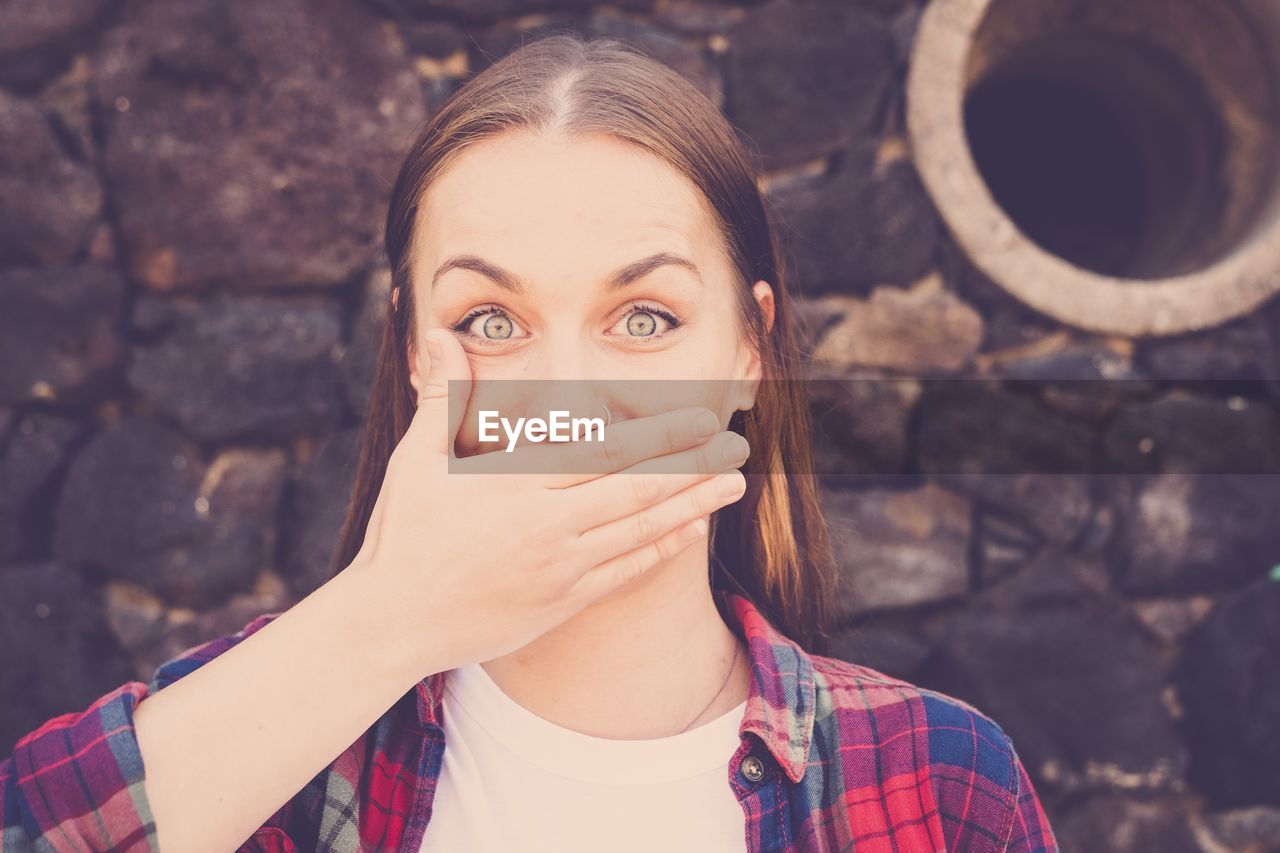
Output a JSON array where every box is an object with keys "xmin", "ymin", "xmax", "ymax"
[{"xmin": 2, "ymin": 589, "xmax": 1058, "ymax": 851}]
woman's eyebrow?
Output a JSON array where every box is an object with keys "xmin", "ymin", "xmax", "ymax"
[{"xmin": 430, "ymin": 251, "xmax": 704, "ymax": 295}]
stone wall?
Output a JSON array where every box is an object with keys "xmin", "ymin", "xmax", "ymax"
[{"xmin": 1, "ymin": 1, "xmax": 1278, "ymax": 849}]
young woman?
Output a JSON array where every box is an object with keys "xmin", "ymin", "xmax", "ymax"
[{"xmin": 0, "ymin": 33, "xmax": 1058, "ymax": 852}]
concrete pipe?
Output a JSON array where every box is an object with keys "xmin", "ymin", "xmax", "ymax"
[{"xmin": 906, "ymin": 0, "xmax": 1280, "ymax": 336}]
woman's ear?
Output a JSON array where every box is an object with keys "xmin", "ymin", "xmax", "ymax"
[
  {"xmin": 754, "ymin": 279, "xmax": 775, "ymax": 335},
  {"xmin": 736, "ymin": 280, "xmax": 775, "ymax": 411}
]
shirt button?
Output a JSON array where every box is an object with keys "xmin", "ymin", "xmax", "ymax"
[{"xmin": 740, "ymin": 754, "xmax": 766, "ymax": 784}]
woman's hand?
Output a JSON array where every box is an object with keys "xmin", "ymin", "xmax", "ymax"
[{"xmin": 347, "ymin": 328, "xmax": 750, "ymax": 677}]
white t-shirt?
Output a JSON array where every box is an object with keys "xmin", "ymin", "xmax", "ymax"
[{"xmin": 418, "ymin": 661, "xmax": 749, "ymax": 852}]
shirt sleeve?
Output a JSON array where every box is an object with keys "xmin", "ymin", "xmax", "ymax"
[
  {"xmin": 923, "ymin": 692, "xmax": 1060, "ymax": 853},
  {"xmin": 1001, "ymin": 736, "xmax": 1059, "ymax": 853},
  {"xmin": 0, "ymin": 611, "xmax": 286, "ymax": 852}
]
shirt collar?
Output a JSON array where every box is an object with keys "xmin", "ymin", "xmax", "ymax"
[
  {"xmin": 411, "ymin": 589, "xmax": 816, "ymax": 785},
  {"xmin": 721, "ymin": 589, "xmax": 817, "ymax": 784}
]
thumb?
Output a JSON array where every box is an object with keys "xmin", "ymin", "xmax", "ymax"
[{"xmin": 414, "ymin": 328, "xmax": 472, "ymax": 459}]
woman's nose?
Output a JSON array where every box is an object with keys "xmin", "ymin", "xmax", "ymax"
[
  {"xmin": 524, "ymin": 386, "xmax": 612, "ymax": 429},
  {"xmin": 508, "ymin": 336, "xmax": 627, "ymax": 428},
  {"xmin": 533, "ymin": 337, "xmax": 598, "ymax": 383}
]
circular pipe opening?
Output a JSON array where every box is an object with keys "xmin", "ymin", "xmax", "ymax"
[{"xmin": 907, "ymin": 0, "xmax": 1280, "ymax": 335}]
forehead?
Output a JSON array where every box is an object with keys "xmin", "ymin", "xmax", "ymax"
[{"xmin": 411, "ymin": 130, "xmax": 723, "ymax": 288}]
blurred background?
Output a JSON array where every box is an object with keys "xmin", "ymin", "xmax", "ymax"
[{"xmin": 1, "ymin": 0, "xmax": 1279, "ymax": 849}]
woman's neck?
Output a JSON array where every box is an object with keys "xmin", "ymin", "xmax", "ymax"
[{"xmin": 478, "ymin": 542, "xmax": 750, "ymax": 739}]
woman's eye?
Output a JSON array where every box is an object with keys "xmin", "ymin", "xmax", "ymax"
[
  {"xmin": 612, "ymin": 303, "xmax": 682, "ymax": 340},
  {"xmin": 452, "ymin": 306, "xmax": 526, "ymax": 343},
  {"xmin": 479, "ymin": 313, "xmax": 514, "ymax": 339}
]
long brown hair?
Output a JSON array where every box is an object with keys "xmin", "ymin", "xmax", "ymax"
[{"xmin": 330, "ymin": 31, "xmax": 839, "ymax": 655}]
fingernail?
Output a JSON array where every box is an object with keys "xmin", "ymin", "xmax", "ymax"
[
  {"xmin": 695, "ymin": 410, "xmax": 719, "ymax": 437},
  {"xmin": 723, "ymin": 433, "xmax": 749, "ymax": 465},
  {"xmin": 681, "ymin": 518, "xmax": 708, "ymax": 541},
  {"xmin": 426, "ymin": 334, "xmax": 443, "ymax": 361},
  {"xmin": 719, "ymin": 471, "xmax": 746, "ymax": 498}
]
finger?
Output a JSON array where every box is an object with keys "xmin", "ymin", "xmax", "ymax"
[
  {"xmin": 568, "ymin": 516, "xmax": 709, "ymax": 604},
  {"xmin": 562, "ymin": 430, "xmax": 749, "ymax": 534},
  {"xmin": 452, "ymin": 405, "xmax": 723, "ymax": 485},
  {"xmin": 407, "ymin": 329, "xmax": 473, "ymax": 460},
  {"xmin": 568, "ymin": 468, "xmax": 746, "ymax": 580}
]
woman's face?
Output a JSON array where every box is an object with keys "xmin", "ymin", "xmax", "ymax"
[{"xmin": 405, "ymin": 129, "xmax": 774, "ymax": 458}]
